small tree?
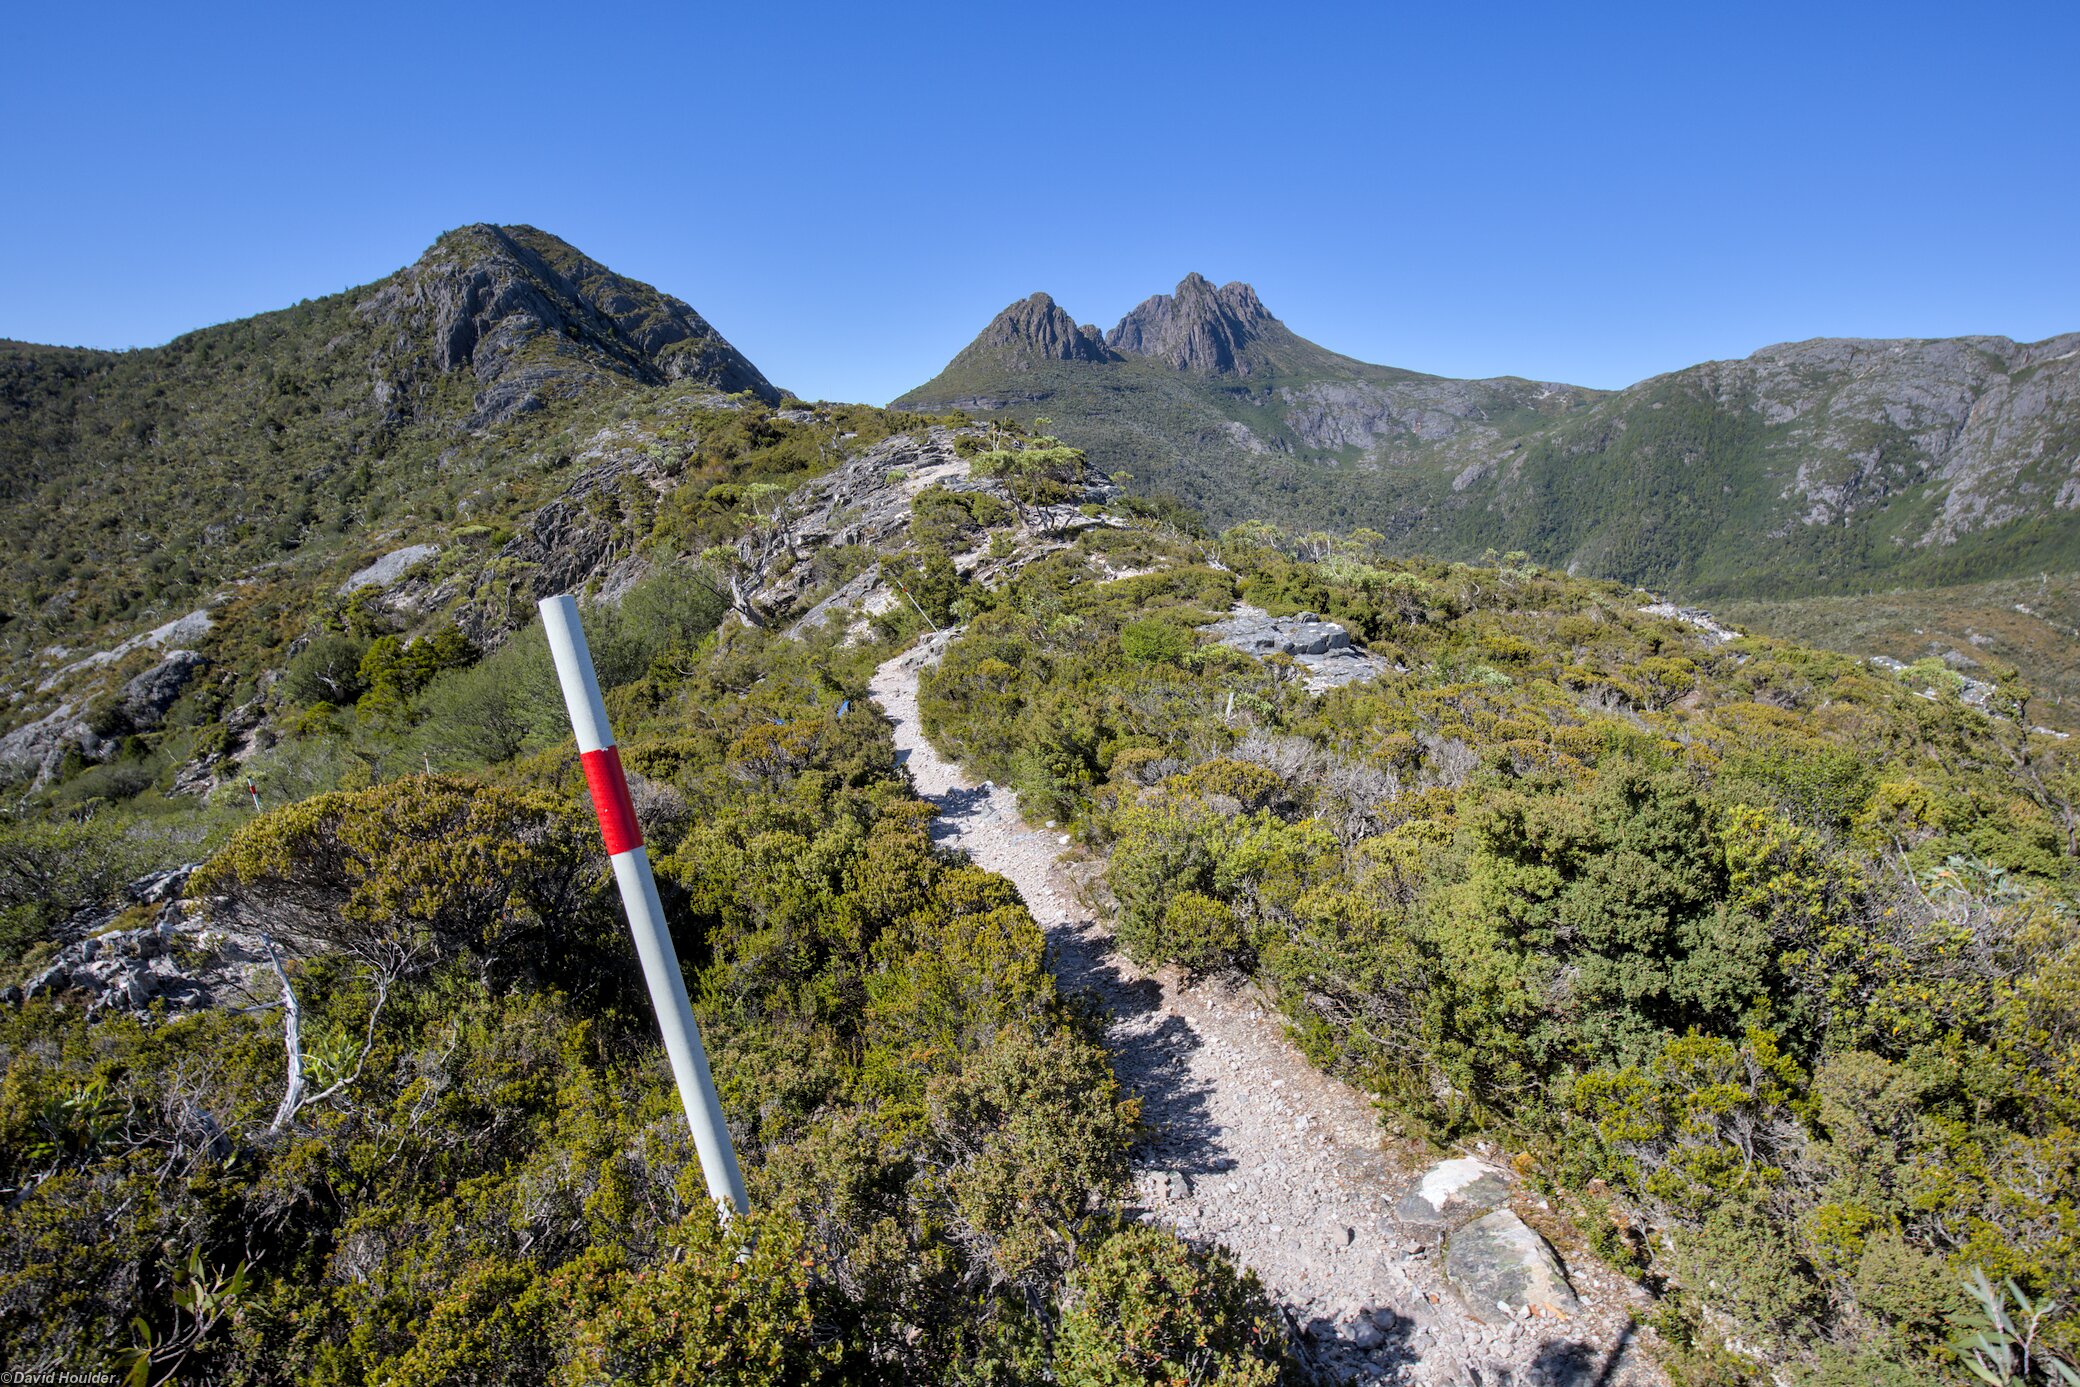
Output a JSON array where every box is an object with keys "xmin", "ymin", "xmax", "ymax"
[{"xmin": 192, "ymin": 778, "xmax": 613, "ymax": 1130}]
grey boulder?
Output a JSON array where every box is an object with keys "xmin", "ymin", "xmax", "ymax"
[
  {"xmin": 1395, "ymin": 1156, "xmax": 1510, "ymax": 1228},
  {"xmin": 1443, "ymin": 1210, "xmax": 1581, "ymax": 1323}
]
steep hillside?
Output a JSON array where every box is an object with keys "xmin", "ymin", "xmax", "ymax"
[
  {"xmin": 1452, "ymin": 334, "xmax": 2080, "ymax": 598},
  {"xmin": 897, "ymin": 281, "xmax": 2080, "ymax": 600},
  {"xmin": 0, "ymin": 224, "xmax": 777, "ymax": 686},
  {"xmin": 1, "ymin": 236, "xmax": 2075, "ymax": 1381}
]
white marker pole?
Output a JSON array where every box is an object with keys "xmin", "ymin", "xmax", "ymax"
[{"xmin": 539, "ymin": 595, "xmax": 749, "ymax": 1216}]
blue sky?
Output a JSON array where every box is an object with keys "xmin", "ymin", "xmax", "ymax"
[{"xmin": 4, "ymin": 1, "xmax": 2075, "ymax": 404}]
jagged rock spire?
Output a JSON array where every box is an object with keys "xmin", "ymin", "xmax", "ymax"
[
  {"xmin": 1106, "ymin": 273, "xmax": 1276, "ymax": 374},
  {"xmin": 947, "ymin": 291, "xmax": 1117, "ymax": 369}
]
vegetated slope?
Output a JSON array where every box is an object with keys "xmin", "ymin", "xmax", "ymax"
[
  {"xmin": 875, "ymin": 638, "xmax": 1662, "ymax": 1386},
  {"xmin": 3, "ymin": 228, "xmax": 2074, "ymax": 1384},
  {"xmin": 1, "ymin": 340, "xmax": 2071, "ymax": 1381},
  {"xmin": 897, "ymin": 279, "xmax": 2080, "ymax": 600},
  {"xmin": 0, "ymin": 223, "xmax": 777, "ymax": 680},
  {"xmin": 896, "ymin": 276, "xmax": 1599, "ymax": 541},
  {"xmin": 917, "ymin": 529, "xmax": 2080, "ymax": 1384},
  {"xmin": 0, "ymin": 408, "xmax": 1316, "ymax": 1384},
  {"xmin": 1717, "ymin": 570, "xmax": 2080, "ymax": 726}
]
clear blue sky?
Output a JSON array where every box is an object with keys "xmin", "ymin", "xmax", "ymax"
[{"xmin": 5, "ymin": 1, "xmax": 2075, "ymax": 404}]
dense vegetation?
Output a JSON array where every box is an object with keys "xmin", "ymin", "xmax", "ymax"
[
  {"xmin": 1719, "ymin": 570, "xmax": 2080, "ymax": 731},
  {"xmin": 920, "ymin": 526, "xmax": 2080, "ymax": 1384},
  {"xmin": 0, "ymin": 597, "xmax": 1292, "ymax": 1383},
  {"xmin": 899, "ymin": 299, "xmax": 2080, "ymax": 718}
]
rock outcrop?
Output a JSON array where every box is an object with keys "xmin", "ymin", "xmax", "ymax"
[
  {"xmin": 1638, "ymin": 602, "xmax": 1743, "ymax": 646},
  {"xmin": 1107, "ymin": 272, "xmax": 1277, "ymax": 374},
  {"xmin": 1206, "ymin": 606, "xmax": 1397, "ymax": 690},
  {"xmin": 0, "ymin": 703, "xmax": 82, "ymax": 786},
  {"xmin": 340, "ymin": 544, "xmax": 440, "ymax": 594},
  {"xmin": 357, "ymin": 223, "xmax": 780, "ymax": 427},
  {"xmin": 0, "ymin": 648, "xmax": 207, "ymax": 785},
  {"xmin": 757, "ymin": 427, "xmax": 1122, "ymax": 633},
  {"xmin": 2, "ymin": 865, "xmax": 273, "ymax": 1019},
  {"xmin": 116, "ymin": 649, "xmax": 206, "ymax": 730},
  {"xmin": 1443, "ymin": 1211, "xmax": 1583, "ymax": 1324}
]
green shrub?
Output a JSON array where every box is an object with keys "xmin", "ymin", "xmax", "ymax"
[
  {"xmin": 1119, "ymin": 618, "xmax": 1194, "ymax": 666},
  {"xmin": 925, "ymin": 1027, "xmax": 1139, "ymax": 1290},
  {"xmin": 190, "ymin": 776, "xmax": 613, "ymax": 980},
  {"xmin": 558, "ymin": 1211, "xmax": 842, "ymax": 1386},
  {"xmin": 1054, "ymin": 1224, "xmax": 1286, "ymax": 1386},
  {"xmin": 282, "ymin": 632, "xmax": 371, "ymax": 706}
]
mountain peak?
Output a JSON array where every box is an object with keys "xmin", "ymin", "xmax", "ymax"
[
  {"xmin": 945, "ymin": 291, "xmax": 1116, "ymax": 371},
  {"xmin": 1107, "ymin": 274, "xmax": 1277, "ymax": 374},
  {"xmin": 359, "ymin": 224, "xmax": 779, "ymax": 423}
]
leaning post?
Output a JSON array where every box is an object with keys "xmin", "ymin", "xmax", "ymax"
[{"xmin": 538, "ymin": 594, "xmax": 749, "ymax": 1216}]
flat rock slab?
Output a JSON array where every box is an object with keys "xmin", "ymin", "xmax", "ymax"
[
  {"xmin": 341, "ymin": 544, "xmax": 439, "ymax": 593},
  {"xmin": 1444, "ymin": 1210, "xmax": 1582, "ymax": 1324},
  {"xmin": 1396, "ymin": 1156, "xmax": 1511, "ymax": 1228},
  {"xmin": 1204, "ymin": 604, "xmax": 1397, "ymax": 691}
]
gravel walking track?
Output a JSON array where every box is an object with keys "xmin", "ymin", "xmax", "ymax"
[{"xmin": 870, "ymin": 635, "xmax": 1664, "ymax": 1387}]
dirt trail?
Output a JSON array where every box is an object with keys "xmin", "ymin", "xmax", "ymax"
[{"xmin": 870, "ymin": 637, "xmax": 1661, "ymax": 1386}]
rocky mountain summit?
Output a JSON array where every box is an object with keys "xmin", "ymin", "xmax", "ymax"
[
  {"xmin": 1, "ymin": 226, "xmax": 782, "ymax": 745},
  {"xmin": 358, "ymin": 223, "xmax": 779, "ymax": 427},
  {"xmin": 948, "ymin": 292, "xmax": 1117, "ymax": 374},
  {"xmin": 1107, "ymin": 272, "xmax": 1279, "ymax": 374}
]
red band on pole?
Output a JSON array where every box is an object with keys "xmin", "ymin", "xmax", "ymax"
[{"xmin": 580, "ymin": 747, "xmax": 644, "ymax": 855}]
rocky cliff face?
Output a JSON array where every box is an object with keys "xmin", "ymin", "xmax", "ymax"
[
  {"xmin": 357, "ymin": 224, "xmax": 780, "ymax": 426},
  {"xmin": 942, "ymin": 292, "xmax": 1117, "ymax": 372},
  {"xmin": 1107, "ymin": 272, "xmax": 1278, "ymax": 374},
  {"xmin": 1660, "ymin": 333, "xmax": 2080, "ymax": 543}
]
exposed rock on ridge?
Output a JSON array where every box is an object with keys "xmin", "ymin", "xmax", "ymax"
[
  {"xmin": 899, "ymin": 275, "xmax": 2080, "ymax": 594},
  {"xmin": 945, "ymin": 292, "xmax": 1117, "ymax": 371},
  {"xmin": 1108, "ymin": 271, "xmax": 1278, "ymax": 374},
  {"xmin": 357, "ymin": 224, "xmax": 780, "ymax": 426}
]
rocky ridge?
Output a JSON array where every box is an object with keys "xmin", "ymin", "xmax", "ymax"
[
  {"xmin": 945, "ymin": 292, "xmax": 1117, "ymax": 371},
  {"xmin": 357, "ymin": 224, "xmax": 780, "ymax": 427},
  {"xmin": 745, "ymin": 427, "xmax": 1122, "ymax": 637},
  {"xmin": 1108, "ymin": 272, "xmax": 1278, "ymax": 374}
]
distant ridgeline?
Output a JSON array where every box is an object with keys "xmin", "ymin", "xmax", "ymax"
[{"xmin": 896, "ymin": 277, "xmax": 2080, "ymax": 601}]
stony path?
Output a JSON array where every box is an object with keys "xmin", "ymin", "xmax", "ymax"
[{"xmin": 870, "ymin": 637, "xmax": 1662, "ymax": 1387}]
